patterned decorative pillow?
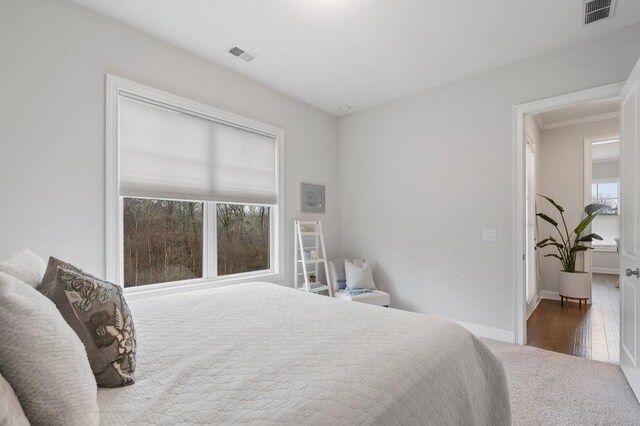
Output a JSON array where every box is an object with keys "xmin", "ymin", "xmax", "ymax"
[
  {"xmin": 38, "ymin": 260, "xmax": 136, "ymax": 388},
  {"xmin": 39, "ymin": 256, "xmax": 91, "ymax": 295}
]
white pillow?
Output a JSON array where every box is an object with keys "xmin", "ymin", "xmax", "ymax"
[
  {"xmin": 0, "ymin": 249, "xmax": 47, "ymax": 287},
  {"xmin": 344, "ymin": 260, "xmax": 376, "ymax": 289},
  {"xmin": 0, "ymin": 372, "xmax": 29, "ymax": 426},
  {"xmin": 0, "ymin": 272, "xmax": 99, "ymax": 426}
]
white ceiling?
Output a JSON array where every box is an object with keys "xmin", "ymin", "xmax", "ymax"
[
  {"xmin": 71, "ymin": 0, "xmax": 640, "ymax": 115},
  {"xmin": 534, "ymin": 97, "xmax": 620, "ymax": 129}
]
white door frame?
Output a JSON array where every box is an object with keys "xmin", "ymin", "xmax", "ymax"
[
  {"xmin": 524, "ymin": 138, "xmax": 538, "ymax": 312},
  {"xmin": 512, "ymin": 82, "xmax": 624, "ymax": 345}
]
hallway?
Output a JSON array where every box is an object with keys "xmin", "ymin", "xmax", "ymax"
[{"xmin": 527, "ymin": 273, "xmax": 620, "ymax": 364}]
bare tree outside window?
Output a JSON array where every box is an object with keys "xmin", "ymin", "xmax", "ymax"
[
  {"xmin": 123, "ymin": 198, "xmax": 203, "ymax": 287},
  {"xmin": 592, "ymin": 182, "xmax": 619, "ymax": 215},
  {"xmin": 217, "ymin": 204, "xmax": 270, "ymax": 276},
  {"xmin": 123, "ymin": 199, "xmax": 270, "ymax": 286}
]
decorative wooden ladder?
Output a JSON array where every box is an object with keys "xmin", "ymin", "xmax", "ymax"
[{"xmin": 294, "ymin": 220, "xmax": 333, "ymax": 296}]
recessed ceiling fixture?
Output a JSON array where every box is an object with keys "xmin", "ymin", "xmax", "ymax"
[
  {"xmin": 340, "ymin": 105, "xmax": 352, "ymax": 112},
  {"xmin": 227, "ymin": 45, "xmax": 256, "ymax": 63},
  {"xmin": 583, "ymin": 0, "xmax": 616, "ymax": 25}
]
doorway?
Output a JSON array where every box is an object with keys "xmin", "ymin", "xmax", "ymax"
[
  {"xmin": 512, "ymin": 82, "xmax": 624, "ymax": 347},
  {"xmin": 515, "ymin": 57, "xmax": 640, "ymax": 398},
  {"xmin": 522, "ymin": 97, "xmax": 621, "ymax": 363}
]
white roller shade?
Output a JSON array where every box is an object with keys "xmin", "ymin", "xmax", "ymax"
[{"xmin": 118, "ymin": 95, "xmax": 278, "ymax": 205}]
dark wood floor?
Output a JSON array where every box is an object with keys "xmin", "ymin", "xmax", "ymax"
[{"xmin": 527, "ymin": 273, "xmax": 620, "ymax": 364}]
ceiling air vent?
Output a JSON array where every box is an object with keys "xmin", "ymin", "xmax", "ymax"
[
  {"xmin": 584, "ymin": 0, "xmax": 616, "ymax": 25},
  {"xmin": 227, "ymin": 46, "xmax": 256, "ymax": 63}
]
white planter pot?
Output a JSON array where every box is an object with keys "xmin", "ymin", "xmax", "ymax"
[{"xmin": 559, "ymin": 271, "xmax": 591, "ymax": 300}]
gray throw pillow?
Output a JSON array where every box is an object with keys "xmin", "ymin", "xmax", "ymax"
[
  {"xmin": 0, "ymin": 272, "xmax": 99, "ymax": 426},
  {"xmin": 39, "ymin": 259, "xmax": 137, "ymax": 388}
]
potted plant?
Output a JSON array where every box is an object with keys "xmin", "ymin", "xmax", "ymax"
[{"xmin": 536, "ymin": 195, "xmax": 608, "ymax": 305}]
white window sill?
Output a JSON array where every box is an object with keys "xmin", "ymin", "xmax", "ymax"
[
  {"xmin": 123, "ymin": 270, "xmax": 284, "ymax": 301},
  {"xmin": 592, "ymin": 245, "xmax": 618, "ymax": 253}
]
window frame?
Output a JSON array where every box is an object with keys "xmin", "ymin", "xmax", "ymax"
[
  {"xmin": 106, "ymin": 75, "xmax": 285, "ymax": 293},
  {"xmin": 591, "ymin": 178, "xmax": 620, "ymax": 249},
  {"xmin": 591, "ymin": 178, "xmax": 620, "ymax": 216}
]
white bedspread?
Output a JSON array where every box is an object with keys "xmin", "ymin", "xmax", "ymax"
[{"xmin": 98, "ymin": 282, "xmax": 511, "ymax": 425}]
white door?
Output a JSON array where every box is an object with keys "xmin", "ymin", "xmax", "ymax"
[
  {"xmin": 620, "ymin": 57, "xmax": 640, "ymax": 397},
  {"xmin": 525, "ymin": 143, "xmax": 537, "ymax": 310}
]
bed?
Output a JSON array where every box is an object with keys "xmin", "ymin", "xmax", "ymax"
[{"xmin": 97, "ymin": 282, "xmax": 511, "ymax": 425}]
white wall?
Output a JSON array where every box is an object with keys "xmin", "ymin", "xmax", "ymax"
[
  {"xmin": 338, "ymin": 25, "xmax": 640, "ymax": 337},
  {"xmin": 592, "ymin": 214, "xmax": 621, "ymax": 246},
  {"xmin": 537, "ymin": 118, "xmax": 620, "ymax": 292},
  {"xmin": 593, "ymin": 248, "xmax": 620, "ymax": 274},
  {"xmin": 0, "ymin": 0, "xmax": 339, "ymax": 284}
]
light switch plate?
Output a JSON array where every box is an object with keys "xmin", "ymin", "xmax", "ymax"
[{"xmin": 483, "ymin": 229, "xmax": 497, "ymax": 242}]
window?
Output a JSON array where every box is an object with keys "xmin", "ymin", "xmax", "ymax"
[
  {"xmin": 107, "ymin": 75, "xmax": 283, "ymax": 288},
  {"xmin": 123, "ymin": 199, "xmax": 270, "ymax": 287},
  {"xmin": 217, "ymin": 204, "xmax": 270, "ymax": 276},
  {"xmin": 123, "ymin": 198, "xmax": 203, "ymax": 287},
  {"xmin": 591, "ymin": 179, "xmax": 620, "ymax": 247},
  {"xmin": 591, "ymin": 181, "xmax": 619, "ymax": 215}
]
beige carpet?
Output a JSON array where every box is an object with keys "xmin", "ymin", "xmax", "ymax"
[{"xmin": 484, "ymin": 340, "xmax": 640, "ymax": 425}]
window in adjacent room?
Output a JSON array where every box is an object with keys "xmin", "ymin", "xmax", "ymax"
[
  {"xmin": 591, "ymin": 181, "xmax": 619, "ymax": 215},
  {"xmin": 591, "ymin": 179, "xmax": 620, "ymax": 247},
  {"xmin": 107, "ymin": 75, "xmax": 282, "ymax": 288}
]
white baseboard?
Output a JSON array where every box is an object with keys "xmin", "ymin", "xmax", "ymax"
[
  {"xmin": 538, "ymin": 290, "xmax": 560, "ymax": 300},
  {"xmin": 621, "ymin": 365, "xmax": 640, "ymax": 402},
  {"xmin": 526, "ymin": 296, "xmax": 542, "ymax": 319},
  {"xmin": 455, "ymin": 320, "xmax": 514, "ymax": 343},
  {"xmin": 592, "ymin": 267, "xmax": 619, "ymax": 275}
]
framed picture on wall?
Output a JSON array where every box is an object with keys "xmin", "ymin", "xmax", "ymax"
[{"xmin": 300, "ymin": 183, "xmax": 325, "ymax": 213}]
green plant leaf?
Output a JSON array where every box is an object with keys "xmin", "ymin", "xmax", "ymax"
[
  {"xmin": 537, "ymin": 213, "xmax": 558, "ymax": 227},
  {"xmin": 574, "ymin": 213, "xmax": 598, "ymax": 236},
  {"xmin": 584, "ymin": 203, "xmax": 609, "ymax": 215},
  {"xmin": 578, "ymin": 233, "xmax": 603, "ymax": 242},
  {"xmin": 544, "ymin": 254, "xmax": 563, "ymax": 260},
  {"xmin": 570, "ymin": 245, "xmax": 592, "ymax": 253},
  {"xmin": 537, "ymin": 237, "xmax": 557, "ymax": 246},
  {"xmin": 538, "ymin": 194, "xmax": 565, "ymax": 213},
  {"xmin": 537, "ymin": 242, "xmax": 564, "ymax": 249},
  {"xmin": 536, "ymin": 238, "xmax": 552, "ymax": 247}
]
